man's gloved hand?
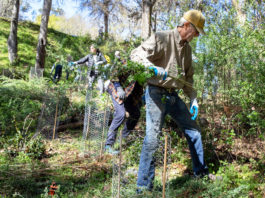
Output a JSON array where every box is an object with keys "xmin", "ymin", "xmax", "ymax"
[
  {"xmin": 190, "ymin": 98, "xmax": 199, "ymax": 120},
  {"xmin": 117, "ymin": 86, "xmax": 126, "ymax": 100},
  {"xmin": 149, "ymin": 66, "xmax": 167, "ymax": 80}
]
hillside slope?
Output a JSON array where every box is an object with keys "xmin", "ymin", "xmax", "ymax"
[{"xmin": 0, "ymin": 18, "xmax": 92, "ymax": 76}]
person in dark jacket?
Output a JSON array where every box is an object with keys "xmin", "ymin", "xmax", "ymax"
[
  {"xmin": 104, "ymin": 51, "xmax": 144, "ymax": 154},
  {"xmin": 50, "ymin": 57, "xmax": 63, "ymax": 83},
  {"xmin": 73, "ymin": 44, "xmax": 107, "ymax": 92}
]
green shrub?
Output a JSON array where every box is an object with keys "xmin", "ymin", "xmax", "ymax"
[
  {"xmin": 26, "ymin": 136, "xmax": 46, "ymax": 159},
  {"xmin": 0, "ymin": 77, "xmax": 46, "ymax": 135},
  {"xmin": 214, "ymin": 161, "xmax": 262, "ymax": 197}
]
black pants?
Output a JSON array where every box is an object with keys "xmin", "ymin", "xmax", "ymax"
[
  {"xmin": 123, "ymin": 94, "xmax": 142, "ymax": 133},
  {"xmin": 53, "ymin": 65, "xmax": 62, "ymax": 81},
  {"xmin": 105, "ymin": 91, "xmax": 142, "ymax": 146}
]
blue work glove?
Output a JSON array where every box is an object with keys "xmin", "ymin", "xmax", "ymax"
[
  {"xmin": 190, "ymin": 98, "xmax": 198, "ymax": 120},
  {"xmin": 72, "ymin": 61, "xmax": 78, "ymax": 68},
  {"xmin": 69, "ymin": 62, "xmax": 75, "ymax": 70},
  {"xmin": 149, "ymin": 66, "xmax": 167, "ymax": 80},
  {"xmin": 117, "ymin": 86, "xmax": 126, "ymax": 100}
]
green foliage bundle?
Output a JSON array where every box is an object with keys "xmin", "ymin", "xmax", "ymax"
[{"xmin": 114, "ymin": 59, "xmax": 154, "ymax": 87}]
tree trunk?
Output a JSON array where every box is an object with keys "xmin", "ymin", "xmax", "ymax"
[
  {"xmin": 141, "ymin": 0, "xmax": 155, "ymax": 40},
  {"xmin": 104, "ymin": 12, "xmax": 108, "ymax": 37},
  {"xmin": 7, "ymin": 0, "xmax": 20, "ymax": 64},
  {"xmin": 103, "ymin": 0, "xmax": 109, "ymax": 38},
  {"xmin": 35, "ymin": 0, "xmax": 52, "ymax": 69}
]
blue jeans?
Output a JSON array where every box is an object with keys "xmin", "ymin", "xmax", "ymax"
[{"xmin": 137, "ymin": 85, "xmax": 208, "ymax": 190}]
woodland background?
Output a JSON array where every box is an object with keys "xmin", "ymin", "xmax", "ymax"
[{"xmin": 0, "ymin": 0, "xmax": 264, "ymax": 197}]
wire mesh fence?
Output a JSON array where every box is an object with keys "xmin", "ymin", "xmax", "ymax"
[
  {"xmin": 82, "ymin": 88, "xmax": 111, "ymax": 158},
  {"xmin": 111, "ymin": 130, "xmax": 172, "ymax": 198},
  {"xmin": 34, "ymin": 89, "xmax": 64, "ymax": 140},
  {"xmin": 74, "ymin": 64, "xmax": 91, "ymax": 91}
]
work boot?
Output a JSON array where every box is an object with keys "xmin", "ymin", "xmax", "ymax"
[{"xmin": 105, "ymin": 145, "xmax": 119, "ymax": 155}]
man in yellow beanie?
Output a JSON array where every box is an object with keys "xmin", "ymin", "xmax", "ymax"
[{"xmin": 131, "ymin": 10, "xmax": 214, "ymax": 193}]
